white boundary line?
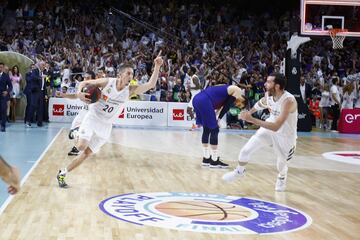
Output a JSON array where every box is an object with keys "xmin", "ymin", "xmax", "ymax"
[
  {"xmin": 0, "ymin": 127, "xmax": 63, "ymax": 216},
  {"xmin": 322, "ymin": 151, "xmax": 360, "ymax": 165}
]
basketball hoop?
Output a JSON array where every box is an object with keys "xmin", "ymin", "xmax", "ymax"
[{"xmin": 329, "ymin": 29, "xmax": 347, "ymax": 49}]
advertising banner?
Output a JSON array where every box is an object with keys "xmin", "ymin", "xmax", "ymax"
[
  {"xmin": 49, "ymin": 98, "xmax": 88, "ymax": 123},
  {"xmin": 167, "ymin": 102, "xmax": 195, "ymax": 127},
  {"xmin": 338, "ymin": 109, "xmax": 360, "ymax": 134},
  {"xmin": 114, "ymin": 101, "xmax": 168, "ymax": 126}
]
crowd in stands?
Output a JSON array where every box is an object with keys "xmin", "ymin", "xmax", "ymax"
[{"xmin": 0, "ymin": 0, "xmax": 359, "ymax": 130}]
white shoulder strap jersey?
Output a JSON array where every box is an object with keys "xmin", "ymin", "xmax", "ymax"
[
  {"xmin": 265, "ymin": 91, "xmax": 298, "ymax": 140},
  {"xmin": 89, "ymin": 78, "xmax": 129, "ymax": 122}
]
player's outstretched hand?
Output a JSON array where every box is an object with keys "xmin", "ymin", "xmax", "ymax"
[
  {"xmin": 7, "ymin": 167, "xmax": 20, "ymax": 195},
  {"xmin": 154, "ymin": 50, "xmax": 164, "ymax": 67},
  {"xmin": 238, "ymin": 111, "xmax": 253, "ymax": 122}
]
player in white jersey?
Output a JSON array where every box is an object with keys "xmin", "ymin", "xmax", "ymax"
[
  {"xmin": 222, "ymin": 73, "xmax": 298, "ymax": 191},
  {"xmin": 56, "ymin": 72, "xmax": 94, "ymax": 156},
  {"xmin": 56, "ymin": 52, "xmax": 164, "ymax": 188}
]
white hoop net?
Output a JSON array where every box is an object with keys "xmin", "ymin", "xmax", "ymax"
[{"xmin": 329, "ymin": 29, "xmax": 346, "ymax": 49}]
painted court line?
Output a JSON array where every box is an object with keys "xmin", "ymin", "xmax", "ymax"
[{"xmin": 0, "ymin": 128, "xmax": 63, "ymax": 216}]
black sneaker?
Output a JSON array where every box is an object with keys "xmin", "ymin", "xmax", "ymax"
[
  {"xmin": 57, "ymin": 170, "xmax": 68, "ymax": 188},
  {"xmin": 202, "ymin": 157, "xmax": 212, "ymax": 166},
  {"xmin": 68, "ymin": 127, "xmax": 79, "ymax": 140},
  {"xmin": 68, "ymin": 146, "xmax": 79, "ymax": 156},
  {"xmin": 210, "ymin": 158, "xmax": 229, "ymax": 169}
]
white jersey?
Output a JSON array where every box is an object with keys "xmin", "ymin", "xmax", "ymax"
[
  {"xmin": 319, "ymin": 91, "xmax": 330, "ymax": 108},
  {"xmin": 88, "ymin": 78, "xmax": 129, "ymax": 123},
  {"xmin": 71, "ymin": 107, "xmax": 88, "ymax": 130},
  {"xmin": 264, "ymin": 91, "xmax": 298, "ymax": 144},
  {"xmin": 188, "ymin": 89, "xmax": 201, "ymax": 108}
]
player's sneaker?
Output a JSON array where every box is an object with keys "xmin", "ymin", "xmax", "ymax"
[
  {"xmin": 68, "ymin": 146, "xmax": 79, "ymax": 156},
  {"xmin": 202, "ymin": 157, "xmax": 212, "ymax": 166},
  {"xmin": 210, "ymin": 158, "xmax": 229, "ymax": 168},
  {"xmin": 222, "ymin": 168, "xmax": 246, "ymax": 182},
  {"xmin": 57, "ymin": 170, "xmax": 68, "ymax": 188},
  {"xmin": 275, "ymin": 174, "xmax": 287, "ymax": 192},
  {"xmin": 68, "ymin": 127, "xmax": 79, "ymax": 140}
]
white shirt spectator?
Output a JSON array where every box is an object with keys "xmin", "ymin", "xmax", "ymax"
[
  {"xmin": 355, "ymin": 90, "xmax": 360, "ymax": 109},
  {"xmin": 313, "ymin": 55, "xmax": 323, "ymax": 65},
  {"xmin": 105, "ymin": 65, "xmax": 115, "ymax": 77},
  {"xmin": 319, "ymin": 91, "xmax": 331, "ymax": 107},
  {"xmin": 139, "ymin": 73, "xmax": 149, "ymax": 84},
  {"xmin": 330, "ymin": 85, "xmax": 340, "ymax": 106},
  {"xmin": 62, "ymin": 68, "xmax": 70, "ymax": 81},
  {"xmin": 183, "ymin": 73, "xmax": 191, "ymax": 88},
  {"xmin": 342, "ymin": 91, "xmax": 355, "ymax": 109}
]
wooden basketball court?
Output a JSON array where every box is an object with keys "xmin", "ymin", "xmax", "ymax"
[{"xmin": 0, "ymin": 128, "xmax": 359, "ymax": 239}]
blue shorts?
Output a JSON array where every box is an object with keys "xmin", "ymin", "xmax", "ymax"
[{"xmin": 192, "ymin": 93, "xmax": 217, "ymax": 129}]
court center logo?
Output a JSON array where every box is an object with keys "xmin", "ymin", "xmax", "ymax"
[
  {"xmin": 99, "ymin": 192, "xmax": 311, "ymax": 235},
  {"xmin": 322, "ymin": 151, "xmax": 360, "ymax": 165}
]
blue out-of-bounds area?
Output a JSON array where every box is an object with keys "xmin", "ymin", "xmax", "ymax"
[{"xmin": 0, "ymin": 123, "xmax": 63, "ymax": 211}]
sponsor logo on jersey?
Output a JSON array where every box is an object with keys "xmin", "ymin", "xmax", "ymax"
[{"xmin": 102, "ymin": 95, "xmax": 109, "ymax": 101}]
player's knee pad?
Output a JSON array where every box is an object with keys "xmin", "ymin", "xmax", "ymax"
[
  {"xmin": 209, "ymin": 127, "xmax": 219, "ymax": 145},
  {"xmin": 202, "ymin": 127, "xmax": 211, "ymax": 144}
]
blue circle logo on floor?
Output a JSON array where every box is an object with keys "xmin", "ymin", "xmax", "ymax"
[{"xmin": 99, "ymin": 192, "xmax": 311, "ymax": 234}]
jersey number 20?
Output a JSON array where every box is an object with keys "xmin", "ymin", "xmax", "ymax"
[{"xmin": 102, "ymin": 105, "xmax": 114, "ymax": 113}]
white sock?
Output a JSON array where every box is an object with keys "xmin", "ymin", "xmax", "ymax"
[
  {"xmin": 278, "ymin": 165, "xmax": 288, "ymax": 177},
  {"xmin": 203, "ymin": 147, "xmax": 210, "ymax": 159},
  {"xmin": 61, "ymin": 168, "xmax": 68, "ymax": 175},
  {"xmin": 235, "ymin": 165, "xmax": 246, "ymax": 174},
  {"xmin": 211, "ymin": 149, "xmax": 218, "ymax": 160}
]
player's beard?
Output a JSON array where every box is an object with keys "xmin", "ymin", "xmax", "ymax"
[{"xmin": 267, "ymin": 88, "xmax": 275, "ymax": 96}]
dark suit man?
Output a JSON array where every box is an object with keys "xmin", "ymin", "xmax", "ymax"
[
  {"xmin": 24, "ymin": 64, "xmax": 35, "ymax": 125},
  {"xmin": 27, "ymin": 63, "xmax": 46, "ymax": 127},
  {"xmin": 0, "ymin": 63, "xmax": 13, "ymax": 132},
  {"xmin": 299, "ymin": 76, "xmax": 312, "ymax": 104}
]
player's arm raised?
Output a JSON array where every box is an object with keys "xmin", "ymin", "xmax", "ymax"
[
  {"xmin": 131, "ymin": 51, "xmax": 164, "ymax": 95},
  {"xmin": 240, "ymin": 98, "xmax": 296, "ymax": 132}
]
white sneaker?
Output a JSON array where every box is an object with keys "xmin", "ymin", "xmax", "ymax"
[
  {"xmin": 275, "ymin": 174, "xmax": 287, "ymax": 192},
  {"xmin": 222, "ymin": 168, "xmax": 246, "ymax": 182}
]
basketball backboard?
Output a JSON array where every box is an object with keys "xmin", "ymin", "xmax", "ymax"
[{"xmin": 300, "ymin": 0, "xmax": 360, "ymax": 37}]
